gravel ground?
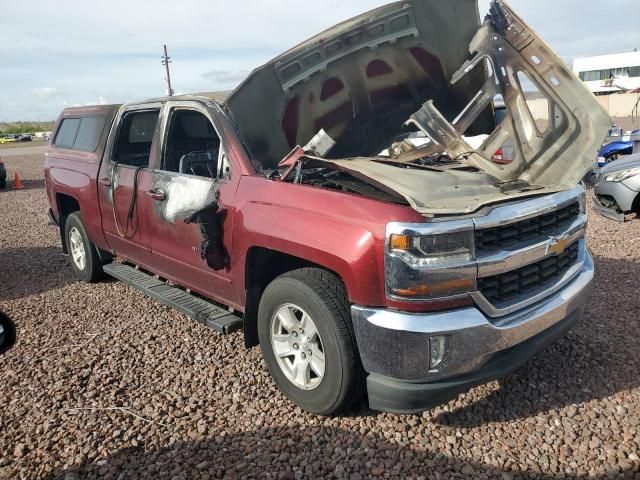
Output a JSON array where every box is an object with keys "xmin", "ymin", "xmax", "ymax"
[{"xmin": 0, "ymin": 146, "xmax": 639, "ymax": 480}]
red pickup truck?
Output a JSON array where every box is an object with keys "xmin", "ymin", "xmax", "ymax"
[{"xmin": 45, "ymin": 1, "xmax": 609, "ymax": 415}]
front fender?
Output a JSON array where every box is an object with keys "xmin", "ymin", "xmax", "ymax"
[
  {"xmin": 236, "ymin": 202, "xmax": 385, "ymax": 306},
  {"xmin": 232, "ymin": 176, "xmax": 424, "ymax": 307},
  {"xmin": 599, "ymin": 141, "xmax": 633, "ymax": 158}
]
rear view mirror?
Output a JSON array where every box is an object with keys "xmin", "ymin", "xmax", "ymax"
[{"xmin": 0, "ymin": 311, "xmax": 16, "ymax": 354}]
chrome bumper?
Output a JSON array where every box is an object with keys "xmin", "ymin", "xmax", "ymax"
[{"xmin": 351, "ymin": 250, "xmax": 594, "ymax": 385}]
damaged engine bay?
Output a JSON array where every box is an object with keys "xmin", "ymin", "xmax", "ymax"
[{"xmin": 226, "ymin": 0, "xmax": 610, "ymax": 217}]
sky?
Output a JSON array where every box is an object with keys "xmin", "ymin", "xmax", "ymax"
[{"xmin": 1, "ymin": 0, "xmax": 639, "ymax": 122}]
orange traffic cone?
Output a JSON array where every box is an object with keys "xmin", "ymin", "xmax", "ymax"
[{"xmin": 13, "ymin": 173, "xmax": 24, "ymax": 190}]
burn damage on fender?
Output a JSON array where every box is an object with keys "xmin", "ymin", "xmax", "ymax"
[
  {"xmin": 152, "ymin": 173, "xmax": 226, "ymax": 270},
  {"xmin": 225, "ymin": 0, "xmax": 610, "ymax": 217},
  {"xmin": 184, "ymin": 204, "xmax": 226, "ymax": 270}
]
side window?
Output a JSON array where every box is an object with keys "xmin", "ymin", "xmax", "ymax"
[
  {"xmin": 113, "ymin": 110, "xmax": 160, "ymax": 167},
  {"xmin": 162, "ymin": 109, "xmax": 223, "ymax": 179},
  {"xmin": 74, "ymin": 116, "xmax": 106, "ymax": 151},
  {"xmin": 53, "ymin": 116, "xmax": 106, "ymax": 151},
  {"xmin": 54, "ymin": 118, "xmax": 81, "ymax": 148}
]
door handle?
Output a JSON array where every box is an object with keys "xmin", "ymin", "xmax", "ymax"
[
  {"xmin": 148, "ymin": 189, "xmax": 167, "ymax": 201},
  {"xmin": 99, "ymin": 178, "xmax": 111, "ymax": 187}
]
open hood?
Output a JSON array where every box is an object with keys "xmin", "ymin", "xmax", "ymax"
[
  {"xmin": 226, "ymin": 0, "xmax": 490, "ymax": 169},
  {"xmin": 225, "ymin": 0, "xmax": 610, "ymax": 216}
]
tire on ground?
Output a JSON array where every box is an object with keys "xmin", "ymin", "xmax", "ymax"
[
  {"xmin": 258, "ymin": 267, "xmax": 364, "ymax": 415},
  {"xmin": 64, "ymin": 212, "xmax": 105, "ymax": 283}
]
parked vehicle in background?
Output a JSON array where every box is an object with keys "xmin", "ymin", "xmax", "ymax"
[
  {"xmin": 597, "ymin": 127, "xmax": 640, "ymax": 166},
  {"xmin": 45, "ymin": 0, "xmax": 609, "ymax": 415},
  {"xmin": 18, "ymin": 134, "xmax": 33, "ymax": 142},
  {"xmin": 0, "ymin": 159, "xmax": 6, "ymax": 189},
  {"xmin": 593, "ymin": 154, "xmax": 640, "ymax": 221},
  {"xmin": 0, "ymin": 135, "xmax": 17, "ymax": 144}
]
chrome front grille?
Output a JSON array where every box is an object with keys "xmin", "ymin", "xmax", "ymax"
[
  {"xmin": 475, "ymin": 202, "xmax": 581, "ymax": 252},
  {"xmin": 472, "ymin": 187, "xmax": 587, "ymax": 317},
  {"xmin": 478, "ymin": 241, "xmax": 580, "ymax": 308}
]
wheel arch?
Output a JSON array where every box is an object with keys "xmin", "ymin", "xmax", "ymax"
[
  {"xmin": 56, "ymin": 193, "xmax": 81, "ymax": 254},
  {"xmin": 242, "ymin": 247, "xmax": 350, "ymax": 348},
  {"xmin": 56, "ymin": 195, "xmax": 112, "ymax": 263}
]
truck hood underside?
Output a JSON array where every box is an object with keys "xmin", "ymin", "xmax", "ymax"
[{"xmin": 225, "ymin": 0, "xmax": 610, "ymax": 216}]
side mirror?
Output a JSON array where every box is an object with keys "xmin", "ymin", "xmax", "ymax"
[{"xmin": 0, "ymin": 311, "xmax": 16, "ymax": 355}]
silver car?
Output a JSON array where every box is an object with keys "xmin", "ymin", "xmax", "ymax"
[{"xmin": 593, "ymin": 154, "xmax": 640, "ymax": 221}]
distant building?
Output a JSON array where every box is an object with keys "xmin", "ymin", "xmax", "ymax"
[{"xmin": 573, "ymin": 51, "xmax": 640, "ymax": 95}]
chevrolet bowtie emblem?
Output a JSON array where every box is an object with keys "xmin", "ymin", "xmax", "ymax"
[{"xmin": 546, "ymin": 236, "xmax": 569, "ymax": 256}]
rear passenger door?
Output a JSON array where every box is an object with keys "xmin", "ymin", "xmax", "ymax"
[
  {"xmin": 147, "ymin": 101, "xmax": 237, "ymax": 307},
  {"xmin": 97, "ymin": 105, "xmax": 161, "ymax": 268}
]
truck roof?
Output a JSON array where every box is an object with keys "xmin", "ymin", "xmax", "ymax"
[
  {"xmin": 125, "ymin": 91, "xmax": 230, "ymax": 107},
  {"xmin": 58, "ymin": 104, "xmax": 122, "ymax": 117},
  {"xmin": 58, "ymin": 91, "xmax": 230, "ymax": 116}
]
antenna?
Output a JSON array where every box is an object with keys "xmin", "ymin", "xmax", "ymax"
[{"xmin": 162, "ymin": 44, "xmax": 174, "ymax": 96}]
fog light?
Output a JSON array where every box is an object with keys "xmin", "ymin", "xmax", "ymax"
[{"xmin": 429, "ymin": 336, "xmax": 451, "ymax": 370}]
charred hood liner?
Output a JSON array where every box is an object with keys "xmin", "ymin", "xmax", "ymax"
[{"xmin": 225, "ymin": 0, "xmax": 490, "ymax": 169}]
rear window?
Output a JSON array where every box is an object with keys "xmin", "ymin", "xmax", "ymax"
[{"xmin": 53, "ymin": 116, "xmax": 106, "ymax": 151}]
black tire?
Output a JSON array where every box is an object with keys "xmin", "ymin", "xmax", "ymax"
[
  {"xmin": 605, "ymin": 153, "xmax": 622, "ymax": 164},
  {"xmin": 64, "ymin": 212, "xmax": 105, "ymax": 283},
  {"xmin": 258, "ymin": 268, "xmax": 364, "ymax": 415},
  {"xmin": 0, "ymin": 179, "xmax": 5, "ymax": 189}
]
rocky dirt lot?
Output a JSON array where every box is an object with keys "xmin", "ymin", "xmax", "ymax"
[{"xmin": 0, "ymin": 146, "xmax": 639, "ymax": 479}]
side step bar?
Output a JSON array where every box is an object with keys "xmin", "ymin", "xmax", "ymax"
[{"xmin": 103, "ymin": 263, "xmax": 242, "ymax": 334}]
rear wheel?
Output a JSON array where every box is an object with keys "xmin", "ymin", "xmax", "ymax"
[
  {"xmin": 258, "ymin": 268, "xmax": 364, "ymax": 415},
  {"xmin": 65, "ymin": 212, "xmax": 105, "ymax": 283},
  {"xmin": 0, "ymin": 179, "xmax": 5, "ymax": 189}
]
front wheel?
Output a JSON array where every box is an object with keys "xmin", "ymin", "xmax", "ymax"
[
  {"xmin": 64, "ymin": 212, "xmax": 105, "ymax": 283},
  {"xmin": 606, "ymin": 153, "xmax": 623, "ymax": 163},
  {"xmin": 258, "ymin": 268, "xmax": 364, "ymax": 415}
]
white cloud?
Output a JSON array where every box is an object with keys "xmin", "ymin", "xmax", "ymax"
[
  {"xmin": 202, "ymin": 70, "xmax": 250, "ymax": 86},
  {"xmin": 32, "ymin": 87, "xmax": 61, "ymax": 101}
]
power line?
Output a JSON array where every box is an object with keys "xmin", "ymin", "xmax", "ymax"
[{"xmin": 161, "ymin": 44, "xmax": 174, "ymax": 96}]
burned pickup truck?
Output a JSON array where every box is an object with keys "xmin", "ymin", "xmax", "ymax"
[{"xmin": 45, "ymin": 1, "xmax": 609, "ymax": 414}]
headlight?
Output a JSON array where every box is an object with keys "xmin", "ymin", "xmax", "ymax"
[
  {"xmin": 602, "ymin": 167, "xmax": 640, "ymax": 183},
  {"xmin": 389, "ymin": 231, "xmax": 474, "ymax": 266},
  {"xmin": 385, "ymin": 221, "xmax": 476, "ymax": 301}
]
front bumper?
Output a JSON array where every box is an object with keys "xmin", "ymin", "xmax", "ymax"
[
  {"xmin": 351, "ymin": 251, "xmax": 594, "ymax": 414},
  {"xmin": 593, "ymin": 180, "xmax": 638, "ymax": 220}
]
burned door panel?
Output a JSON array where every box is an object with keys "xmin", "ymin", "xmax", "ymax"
[
  {"xmin": 151, "ymin": 173, "xmax": 225, "ymax": 270},
  {"xmin": 148, "ymin": 171, "xmax": 236, "ymax": 306}
]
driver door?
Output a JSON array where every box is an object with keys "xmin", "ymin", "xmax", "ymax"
[{"xmin": 147, "ymin": 102, "xmax": 237, "ymax": 307}]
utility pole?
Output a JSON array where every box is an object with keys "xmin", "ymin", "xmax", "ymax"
[{"xmin": 162, "ymin": 44, "xmax": 174, "ymax": 96}]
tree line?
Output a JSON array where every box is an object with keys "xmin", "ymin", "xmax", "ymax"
[{"xmin": 0, "ymin": 122, "xmax": 55, "ymax": 135}]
